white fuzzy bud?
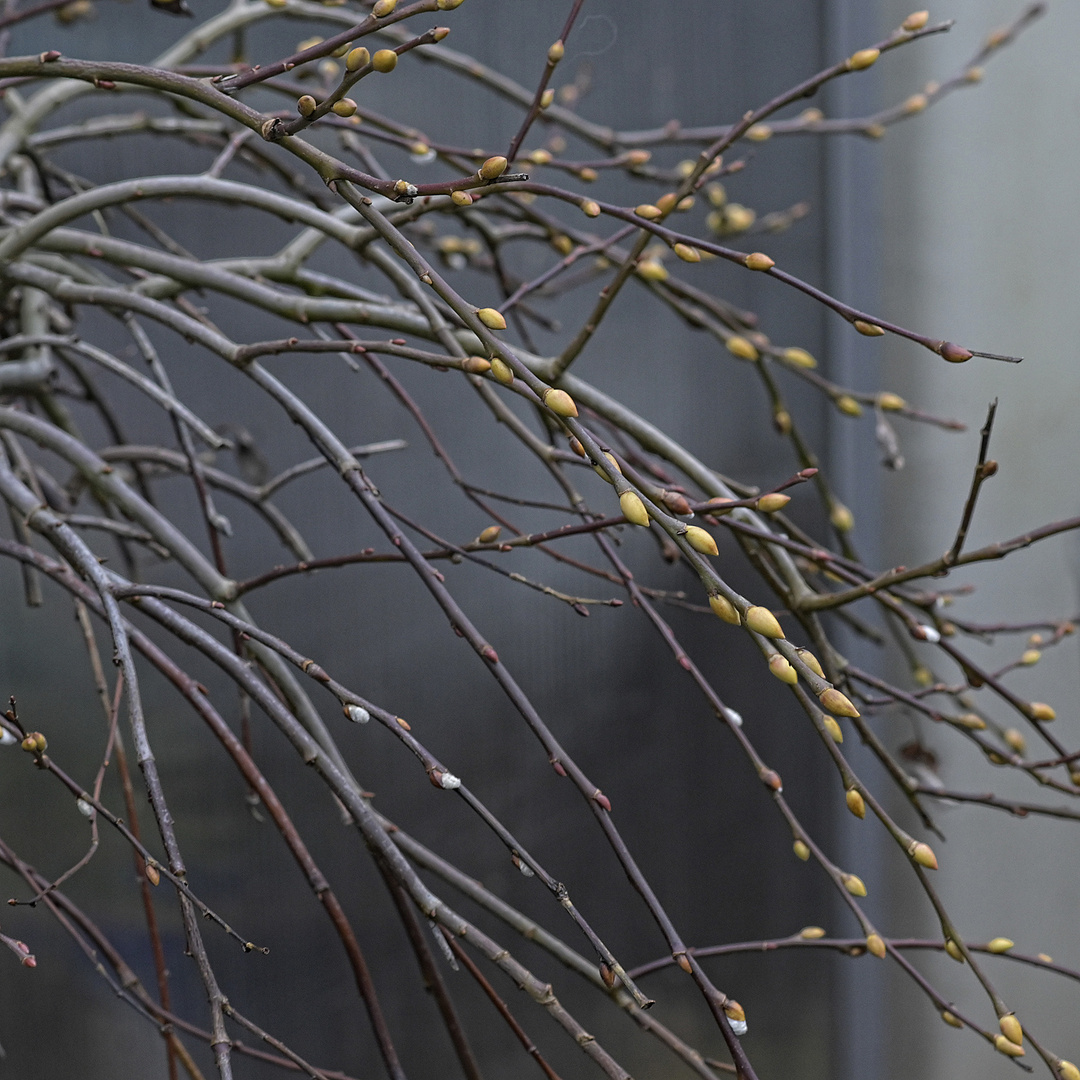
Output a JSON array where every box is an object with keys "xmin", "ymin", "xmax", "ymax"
[{"xmin": 346, "ymin": 704, "xmax": 370, "ymax": 724}]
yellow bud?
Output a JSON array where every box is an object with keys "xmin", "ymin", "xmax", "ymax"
[
  {"xmin": 542, "ymin": 388, "xmax": 578, "ymax": 417},
  {"xmin": 578, "ymin": 167, "xmax": 598, "ymax": 182},
  {"xmin": 451, "ymin": 190, "xmax": 473, "ymax": 206},
  {"xmin": 1029, "ymin": 702, "xmax": 1056, "ymax": 722},
  {"xmin": 793, "ymin": 839, "xmax": 811, "ymax": 861},
  {"xmin": 265, "ymin": 0, "xmax": 286, "ymax": 8},
  {"xmin": 1059, "ymin": 1061, "xmax": 1080, "ymax": 1080},
  {"xmin": 910, "ymin": 842, "xmax": 938, "ymax": 870},
  {"xmin": 477, "ymin": 525, "xmax": 501, "ymax": 544},
  {"xmin": 902, "ymin": 10, "xmax": 929, "ymax": 31},
  {"xmin": 945, "ymin": 939, "xmax": 964, "ymax": 963},
  {"xmin": 956, "ymin": 711, "xmax": 985, "ymax": 729},
  {"xmin": 1003, "ymin": 729, "xmax": 1025, "ymax": 754},
  {"xmin": 800, "ymin": 926, "xmax": 826, "ymax": 939},
  {"xmin": 987, "ymin": 937, "xmax": 1015, "ymax": 954},
  {"xmin": 297, "ymin": 36, "xmax": 323, "ymax": 50},
  {"xmin": 476, "ymin": 307, "xmax": 507, "ymax": 330},
  {"xmin": 853, "ymin": 319, "xmax": 885, "ymax": 336},
  {"xmin": 823, "ymin": 716, "xmax": 843, "ymax": 743},
  {"xmin": 619, "ymin": 491, "xmax": 650, "ymax": 527},
  {"xmin": 745, "ymin": 252, "xmax": 775, "ymax": 271},
  {"xmin": 723, "ymin": 1000, "xmax": 745, "ymax": 1024},
  {"xmin": 297, "ymin": 95, "xmax": 317, "ymax": 117},
  {"xmin": 903, "ymin": 93, "xmax": 928, "ymax": 115},
  {"xmin": 528, "ymin": 148, "xmax": 552, "ymax": 165},
  {"xmin": 580, "ymin": 200, "xmax": 601, "ymax": 217},
  {"xmin": 490, "ymin": 357, "xmax": 513, "ymax": 386},
  {"xmin": 745, "ymin": 606, "xmax": 784, "ymax": 638},
  {"xmin": 1020, "ymin": 648, "xmax": 1041, "ymax": 665},
  {"xmin": 673, "ymin": 243, "xmax": 701, "ymax": 263},
  {"xmin": 848, "ymin": 48, "xmax": 880, "ymax": 71},
  {"xmin": 332, "ymin": 98, "xmax": 357, "ymax": 116},
  {"xmin": 726, "ymin": 335, "xmax": 759, "ymax": 361},
  {"xmin": 746, "ymin": 123, "xmax": 772, "ymax": 141},
  {"xmin": 346, "ymin": 46, "xmax": 370, "ymax": 70},
  {"xmin": 724, "ymin": 204, "xmax": 756, "ymax": 232},
  {"xmin": 965, "ymin": 66, "xmax": 983, "ymax": 83},
  {"xmin": 994, "ymin": 1035, "xmax": 1025, "ymax": 1058},
  {"xmin": 550, "ymin": 233, "xmax": 573, "ymax": 254},
  {"xmin": 830, "ymin": 502, "xmax": 854, "ymax": 532},
  {"xmin": 592, "ymin": 451, "xmax": 622, "ymax": 481},
  {"xmin": 878, "ymin": 391, "xmax": 906, "ymax": 410},
  {"xmin": 769, "ymin": 655, "xmax": 798, "ymax": 685},
  {"xmin": 540, "ymin": 88, "xmax": 555, "ymax": 108},
  {"xmin": 656, "ymin": 193, "xmax": 678, "ymax": 214},
  {"xmin": 684, "ymin": 526, "xmax": 718, "ymax": 557},
  {"xmin": 478, "ymin": 156, "xmax": 508, "ymax": 181},
  {"xmin": 846, "ymin": 788, "xmax": 866, "ymax": 819},
  {"xmin": 842, "ymin": 873, "xmax": 867, "ymax": 898},
  {"xmin": 677, "ymin": 195, "xmax": 695, "ymax": 211},
  {"xmin": 437, "ymin": 0, "xmax": 465, "ymax": 8},
  {"xmin": 372, "ymin": 0, "xmax": 396, "ymax": 14},
  {"xmin": 637, "ymin": 259, "xmax": 669, "ymax": 282},
  {"xmin": 372, "ymin": 49, "xmax": 398, "ymax": 73},
  {"xmin": 783, "ymin": 346, "xmax": 817, "ymax": 369},
  {"xmin": 941, "ymin": 1010, "xmax": 963, "ymax": 1028},
  {"xmin": 795, "ymin": 648, "xmax": 824, "ymax": 678},
  {"xmin": 464, "ymin": 352, "xmax": 490, "ymax": 372},
  {"xmin": 836, "ymin": 395, "xmax": 863, "ymax": 417},
  {"xmin": 709, "ymin": 594, "xmax": 741, "ymax": 625},
  {"xmin": 706, "ymin": 181, "xmax": 727, "ymax": 207},
  {"xmin": 866, "ymin": 933, "xmax": 886, "ymax": 958},
  {"xmin": 1038, "ymin": 952, "xmax": 1054, "ymax": 963},
  {"xmin": 675, "ymin": 158, "xmax": 695, "ymax": 178},
  {"xmin": 774, "ymin": 409, "xmax": 791, "ymax": 434},
  {"xmin": 819, "ymin": 687, "xmax": 859, "ymax": 718},
  {"xmin": 547, "ymin": 40, "xmax": 565, "ymax": 63},
  {"xmin": 756, "ymin": 493, "xmax": 791, "ymax": 513}
]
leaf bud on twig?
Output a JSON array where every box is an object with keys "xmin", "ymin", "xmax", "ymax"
[
  {"xmin": 1028, "ymin": 702, "xmax": 1056, "ymax": 722},
  {"xmin": 726, "ymin": 335, "xmax": 759, "ymax": 361},
  {"xmin": 619, "ymin": 491, "xmax": 650, "ymax": 527},
  {"xmin": 987, "ymin": 937, "xmax": 1015, "ymax": 954},
  {"xmin": 878, "ymin": 391, "xmax": 906, "ymax": 410},
  {"xmin": 683, "ymin": 525, "xmax": 718, "ymax": 556},
  {"xmin": 902, "ymin": 10, "xmax": 930, "ymax": 31},
  {"xmin": 332, "ymin": 98, "xmax": 357, "ymax": 116},
  {"xmin": 372, "ymin": 0, "xmax": 396, "ymax": 15},
  {"xmin": 746, "ymin": 123, "xmax": 772, "ymax": 141},
  {"xmin": 957, "ymin": 711, "xmax": 985, "ymax": 730},
  {"xmin": 673, "ymin": 243, "xmax": 701, "ymax": 263},
  {"xmin": 846, "ymin": 788, "xmax": 866, "ymax": 818},
  {"xmin": 477, "ymin": 525, "xmax": 501, "ymax": 544},
  {"xmin": 541, "ymin": 388, "xmax": 578, "ymax": 417},
  {"xmin": 744, "ymin": 252, "xmax": 775, "ymax": 271},
  {"xmin": 819, "ymin": 688, "xmax": 860, "ymax": 717},
  {"xmin": 345, "ymin": 704, "xmax": 370, "ymax": 724},
  {"xmin": 800, "ymin": 925, "xmax": 826, "ymax": 939},
  {"xmin": 796, "ymin": 648, "xmax": 824, "ymax": 677},
  {"xmin": 903, "ymin": 93, "xmax": 928, "ymax": 115},
  {"xmin": 842, "ymin": 873, "xmax": 867, "ymax": 897},
  {"xmin": 939, "ymin": 341, "xmax": 973, "ymax": 363},
  {"xmin": 941, "ymin": 1010, "xmax": 963, "ymax": 1028},
  {"xmin": 909, "ymin": 841, "xmax": 938, "ymax": 869},
  {"xmin": 709, "ymin": 594, "xmax": 741, "ymax": 625},
  {"xmin": 853, "ymin": 319, "xmax": 884, "ymax": 336},
  {"xmin": 462, "ymin": 356, "xmax": 490, "ymax": 374},
  {"xmin": 479, "ymin": 155, "xmax": 508, "ymax": 180},
  {"xmin": 783, "ymin": 346, "xmax": 817, "ymax": 368},
  {"xmin": 945, "ymin": 939, "xmax": 964, "ymax": 962},
  {"xmin": 866, "ymin": 933, "xmax": 886, "ymax": 958},
  {"xmin": 994, "ymin": 1035, "xmax": 1025, "ymax": 1058},
  {"xmin": 756, "ymin": 492, "xmax": 790, "ymax": 513},
  {"xmin": 823, "ymin": 716, "xmax": 843, "ymax": 743},
  {"xmin": 793, "ymin": 839, "xmax": 811, "ymax": 861},
  {"xmin": 592, "ymin": 452, "xmax": 622, "ymax": 480},
  {"xmin": 636, "ymin": 259, "xmax": 669, "ymax": 282},
  {"xmin": 346, "ymin": 46, "xmax": 370, "ymax": 71},
  {"xmin": 581, "ymin": 200, "xmax": 601, "ymax": 217},
  {"xmin": 372, "ymin": 49, "xmax": 398, "ymax": 73},
  {"xmin": 830, "ymin": 502, "xmax": 854, "ymax": 532},
  {"xmin": 1058, "ymin": 1062, "xmax": 1080, "ymax": 1080},
  {"xmin": 296, "ymin": 95, "xmax": 317, "ymax": 117},
  {"xmin": 746, "ymin": 606, "xmax": 784, "ymax": 638},
  {"xmin": 769, "ymin": 655, "xmax": 798, "ymax": 684},
  {"xmin": 490, "ymin": 357, "xmax": 513, "ymax": 385},
  {"xmin": 847, "ymin": 48, "xmax": 880, "ymax": 71},
  {"xmin": 836, "ymin": 395, "xmax": 863, "ymax": 417},
  {"xmin": 476, "ymin": 307, "xmax": 507, "ymax": 329},
  {"xmin": 145, "ymin": 861, "xmax": 161, "ymax": 886},
  {"xmin": 437, "ymin": 0, "xmax": 465, "ymax": 8},
  {"xmin": 451, "ymin": 190, "xmax": 474, "ymax": 206}
]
